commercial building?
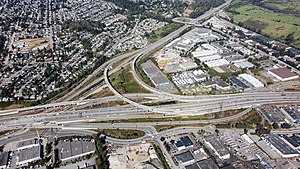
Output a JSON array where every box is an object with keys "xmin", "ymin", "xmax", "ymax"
[
  {"xmin": 261, "ymin": 134, "xmax": 299, "ymax": 158},
  {"xmin": 141, "ymin": 60, "xmax": 177, "ymax": 93},
  {"xmin": 197, "ymin": 55, "xmax": 222, "ymax": 63},
  {"xmin": 229, "ymin": 76, "xmax": 250, "ymax": 89},
  {"xmin": 268, "ymin": 67, "xmax": 299, "ymax": 81},
  {"xmin": 205, "ymin": 59, "xmax": 229, "ymax": 68},
  {"xmin": 166, "ymin": 38, "xmax": 195, "ymax": 53},
  {"xmin": 283, "ymin": 135, "xmax": 300, "ymax": 149},
  {"xmin": 257, "ymin": 106, "xmax": 287, "ymax": 124},
  {"xmin": 234, "ymin": 61, "xmax": 255, "ymax": 69},
  {"xmin": 204, "ymin": 135, "xmax": 230, "ymax": 160},
  {"xmin": 175, "ymin": 136, "xmax": 194, "ymax": 151},
  {"xmin": 15, "ymin": 138, "xmax": 43, "ymax": 166},
  {"xmin": 238, "ymin": 74, "xmax": 264, "ymax": 88},
  {"xmin": 0, "ymin": 152, "xmax": 9, "ymax": 169},
  {"xmin": 172, "ymin": 70, "xmax": 208, "ymax": 87},
  {"xmin": 175, "ymin": 151, "xmax": 195, "ymax": 165},
  {"xmin": 192, "ymin": 44, "xmax": 219, "ymax": 58},
  {"xmin": 17, "ymin": 138, "xmax": 40, "ymax": 151},
  {"xmin": 16, "ymin": 146, "xmax": 42, "ymax": 166},
  {"xmin": 202, "ymin": 80, "xmax": 230, "ymax": 90},
  {"xmin": 185, "ymin": 158, "xmax": 219, "ymax": 169},
  {"xmin": 57, "ymin": 139, "xmax": 96, "ymax": 162},
  {"xmin": 183, "ymin": 28, "xmax": 222, "ymax": 43},
  {"xmin": 180, "ymin": 61, "xmax": 198, "ymax": 70},
  {"xmin": 279, "ymin": 105, "xmax": 300, "ymax": 123}
]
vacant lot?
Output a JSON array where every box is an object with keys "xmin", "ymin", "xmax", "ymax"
[
  {"xmin": 110, "ymin": 67, "xmax": 150, "ymax": 94},
  {"xmin": 14, "ymin": 37, "xmax": 51, "ymax": 52},
  {"xmin": 227, "ymin": 4, "xmax": 300, "ymax": 47}
]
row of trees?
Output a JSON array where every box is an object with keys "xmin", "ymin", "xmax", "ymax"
[{"xmin": 189, "ymin": 0, "xmax": 225, "ymax": 18}]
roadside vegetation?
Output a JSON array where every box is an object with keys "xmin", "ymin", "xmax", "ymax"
[
  {"xmin": 154, "ymin": 123, "xmax": 208, "ymax": 132},
  {"xmin": 95, "ymin": 128, "xmax": 145, "ymax": 139},
  {"xmin": 153, "ymin": 144, "xmax": 171, "ymax": 169},
  {"xmin": 188, "ymin": 0, "xmax": 225, "ymax": 18},
  {"xmin": 85, "ymin": 87, "xmax": 114, "ymax": 99},
  {"xmin": 90, "ymin": 108, "xmax": 246, "ymax": 124}
]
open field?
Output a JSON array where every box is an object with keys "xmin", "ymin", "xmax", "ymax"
[
  {"xmin": 110, "ymin": 67, "xmax": 150, "ymax": 94},
  {"xmin": 259, "ymin": 0, "xmax": 300, "ymax": 16},
  {"xmin": 226, "ymin": 3, "xmax": 300, "ymax": 47},
  {"xmin": 86, "ymin": 87, "xmax": 114, "ymax": 99},
  {"xmin": 12, "ymin": 37, "xmax": 51, "ymax": 52}
]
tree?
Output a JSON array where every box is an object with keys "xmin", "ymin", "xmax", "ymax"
[
  {"xmin": 160, "ymin": 137, "xmax": 165, "ymax": 142},
  {"xmin": 215, "ymin": 129, "xmax": 219, "ymax": 134},
  {"xmin": 286, "ymin": 33, "xmax": 295, "ymax": 45},
  {"xmin": 281, "ymin": 123, "xmax": 291, "ymax": 129},
  {"xmin": 244, "ymin": 128, "xmax": 248, "ymax": 134},
  {"xmin": 272, "ymin": 123, "xmax": 279, "ymax": 129}
]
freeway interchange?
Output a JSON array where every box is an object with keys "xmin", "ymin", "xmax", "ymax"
[
  {"xmin": 1, "ymin": 0, "xmax": 300, "ymax": 135},
  {"xmin": 1, "ymin": 1, "xmax": 300, "ymax": 164}
]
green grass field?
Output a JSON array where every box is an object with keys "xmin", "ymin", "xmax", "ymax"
[
  {"xmin": 260, "ymin": 0, "xmax": 300, "ymax": 16},
  {"xmin": 227, "ymin": 3, "xmax": 300, "ymax": 47},
  {"xmin": 110, "ymin": 67, "xmax": 150, "ymax": 94}
]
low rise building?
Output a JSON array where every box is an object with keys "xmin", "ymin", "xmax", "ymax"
[
  {"xmin": 16, "ymin": 146, "xmax": 42, "ymax": 166},
  {"xmin": 261, "ymin": 134, "xmax": 299, "ymax": 158},
  {"xmin": 175, "ymin": 136, "xmax": 194, "ymax": 151},
  {"xmin": 204, "ymin": 135, "xmax": 230, "ymax": 160},
  {"xmin": 257, "ymin": 106, "xmax": 287, "ymax": 125},
  {"xmin": 57, "ymin": 139, "xmax": 96, "ymax": 162},
  {"xmin": 185, "ymin": 158, "xmax": 219, "ymax": 169},
  {"xmin": 0, "ymin": 152, "xmax": 9, "ymax": 169},
  {"xmin": 174, "ymin": 151, "xmax": 195, "ymax": 165},
  {"xmin": 283, "ymin": 135, "xmax": 300, "ymax": 149},
  {"xmin": 268, "ymin": 67, "xmax": 299, "ymax": 81},
  {"xmin": 238, "ymin": 74, "xmax": 264, "ymax": 88},
  {"xmin": 234, "ymin": 61, "xmax": 255, "ymax": 69},
  {"xmin": 279, "ymin": 105, "xmax": 300, "ymax": 123},
  {"xmin": 17, "ymin": 138, "xmax": 40, "ymax": 151},
  {"xmin": 205, "ymin": 59, "xmax": 229, "ymax": 68},
  {"xmin": 141, "ymin": 60, "xmax": 177, "ymax": 93}
]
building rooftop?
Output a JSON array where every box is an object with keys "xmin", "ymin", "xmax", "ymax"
[
  {"xmin": 229, "ymin": 76, "xmax": 249, "ymax": 89},
  {"xmin": 205, "ymin": 59, "xmax": 229, "ymax": 68},
  {"xmin": 175, "ymin": 151, "xmax": 195, "ymax": 163},
  {"xmin": 283, "ymin": 135, "xmax": 300, "ymax": 148},
  {"xmin": 258, "ymin": 106, "xmax": 286, "ymax": 124},
  {"xmin": 262, "ymin": 134, "xmax": 298, "ymax": 156},
  {"xmin": 269, "ymin": 67, "xmax": 298, "ymax": 79},
  {"xmin": 57, "ymin": 139, "xmax": 96, "ymax": 161},
  {"xmin": 180, "ymin": 136, "xmax": 193, "ymax": 147},
  {"xmin": 18, "ymin": 146, "xmax": 41, "ymax": 163},
  {"xmin": 0, "ymin": 152, "xmax": 9, "ymax": 167},
  {"xmin": 17, "ymin": 138, "xmax": 39, "ymax": 148},
  {"xmin": 204, "ymin": 135, "xmax": 230, "ymax": 157},
  {"xmin": 280, "ymin": 105, "xmax": 300, "ymax": 122},
  {"xmin": 238, "ymin": 73, "xmax": 264, "ymax": 88},
  {"xmin": 185, "ymin": 158, "xmax": 219, "ymax": 169},
  {"xmin": 234, "ymin": 61, "xmax": 255, "ymax": 69}
]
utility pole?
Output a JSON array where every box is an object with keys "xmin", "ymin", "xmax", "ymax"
[{"xmin": 219, "ymin": 102, "xmax": 224, "ymax": 117}]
